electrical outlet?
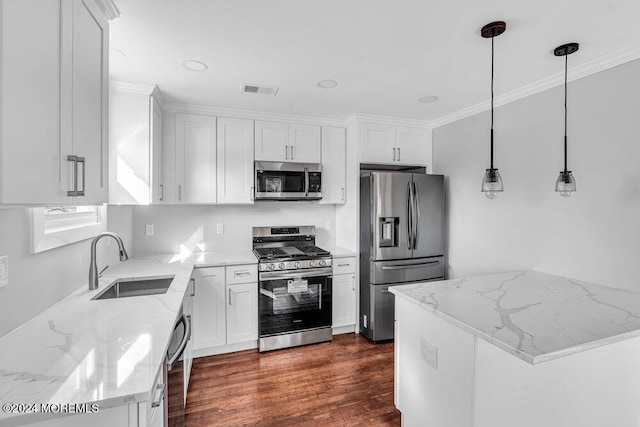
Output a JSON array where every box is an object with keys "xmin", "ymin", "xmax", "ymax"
[
  {"xmin": 324, "ymin": 220, "xmax": 331, "ymax": 230},
  {"xmin": 216, "ymin": 224, "xmax": 224, "ymax": 234},
  {"xmin": 0, "ymin": 256, "xmax": 8, "ymax": 289},
  {"xmin": 145, "ymin": 224, "xmax": 154, "ymax": 236}
]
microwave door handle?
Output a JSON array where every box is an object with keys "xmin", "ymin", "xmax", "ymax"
[{"xmin": 304, "ymin": 167, "xmax": 309, "ymax": 197}]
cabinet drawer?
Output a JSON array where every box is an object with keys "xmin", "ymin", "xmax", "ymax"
[
  {"xmin": 226, "ymin": 264, "xmax": 258, "ymax": 284},
  {"xmin": 333, "ymin": 257, "xmax": 356, "ymax": 275},
  {"xmin": 199, "ymin": 266, "xmax": 224, "ymax": 278}
]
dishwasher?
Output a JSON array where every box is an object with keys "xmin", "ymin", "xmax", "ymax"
[{"xmin": 166, "ymin": 310, "xmax": 191, "ymax": 427}]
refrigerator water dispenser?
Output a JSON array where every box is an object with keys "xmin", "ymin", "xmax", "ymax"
[{"xmin": 379, "ymin": 217, "xmax": 399, "ymax": 247}]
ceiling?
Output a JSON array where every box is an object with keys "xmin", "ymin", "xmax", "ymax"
[{"xmin": 109, "ymin": 0, "xmax": 640, "ymax": 122}]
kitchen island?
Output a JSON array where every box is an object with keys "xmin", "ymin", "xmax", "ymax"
[{"xmin": 390, "ymin": 270, "xmax": 640, "ymax": 427}]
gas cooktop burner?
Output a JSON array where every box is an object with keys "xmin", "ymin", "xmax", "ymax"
[{"xmin": 253, "ymin": 245, "xmax": 330, "ymax": 260}]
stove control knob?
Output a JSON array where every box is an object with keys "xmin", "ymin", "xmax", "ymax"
[
  {"xmin": 294, "ymin": 261, "xmax": 301, "ymax": 269},
  {"xmin": 319, "ymin": 260, "xmax": 326, "ymax": 267},
  {"xmin": 278, "ymin": 263, "xmax": 286, "ymax": 270},
  {"xmin": 268, "ymin": 263, "xmax": 275, "ymax": 270},
  {"xmin": 309, "ymin": 261, "xmax": 316, "ymax": 267}
]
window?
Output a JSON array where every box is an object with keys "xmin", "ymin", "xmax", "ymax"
[{"xmin": 30, "ymin": 205, "xmax": 107, "ymax": 253}]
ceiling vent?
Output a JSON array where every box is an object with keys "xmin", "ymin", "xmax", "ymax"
[{"xmin": 241, "ymin": 83, "xmax": 279, "ymax": 96}]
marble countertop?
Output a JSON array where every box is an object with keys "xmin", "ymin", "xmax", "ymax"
[
  {"xmin": 390, "ymin": 270, "xmax": 640, "ymax": 365},
  {"xmin": 322, "ymin": 246, "xmax": 356, "ymax": 259},
  {"xmin": 161, "ymin": 246, "xmax": 355, "ymax": 267},
  {"xmin": 0, "ymin": 256, "xmax": 194, "ymax": 426}
]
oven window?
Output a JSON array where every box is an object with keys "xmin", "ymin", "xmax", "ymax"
[{"xmin": 259, "ymin": 276, "xmax": 332, "ymax": 336}]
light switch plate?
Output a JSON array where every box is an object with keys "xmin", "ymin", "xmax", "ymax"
[
  {"xmin": 145, "ymin": 224, "xmax": 154, "ymax": 236},
  {"xmin": 324, "ymin": 220, "xmax": 331, "ymax": 230},
  {"xmin": 0, "ymin": 255, "xmax": 8, "ymax": 289},
  {"xmin": 420, "ymin": 337, "xmax": 438, "ymax": 369},
  {"xmin": 216, "ymin": 224, "xmax": 224, "ymax": 234}
]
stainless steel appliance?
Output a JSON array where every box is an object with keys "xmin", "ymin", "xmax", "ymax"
[
  {"xmin": 253, "ymin": 226, "xmax": 332, "ymax": 352},
  {"xmin": 254, "ymin": 161, "xmax": 322, "ymax": 201},
  {"xmin": 166, "ymin": 311, "xmax": 191, "ymax": 426},
  {"xmin": 360, "ymin": 172, "xmax": 445, "ymax": 342}
]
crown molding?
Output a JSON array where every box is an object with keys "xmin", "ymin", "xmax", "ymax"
[
  {"xmin": 347, "ymin": 113, "xmax": 431, "ymax": 129},
  {"xmin": 109, "ymin": 80, "xmax": 156, "ymax": 95},
  {"xmin": 94, "ymin": 0, "xmax": 120, "ymax": 20},
  {"xmin": 162, "ymin": 102, "xmax": 347, "ymax": 127},
  {"xmin": 428, "ymin": 43, "xmax": 640, "ymax": 129}
]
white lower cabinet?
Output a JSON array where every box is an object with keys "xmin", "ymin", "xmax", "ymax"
[
  {"xmin": 226, "ymin": 282, "xmax": 258, "ymax": 344},
  {"xmin": 193, "ymin": 267, "xmax": 226, "ymax": 349},
  {"xmin": 332, "ymin": 257, "xmax": 357, "ymax": 330},
  {"xmin": 193, "ymin": 264, "xmax": 258, "ymax": 356}
]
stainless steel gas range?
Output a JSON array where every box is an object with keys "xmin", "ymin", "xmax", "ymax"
[{"xmin": 253, "ymin": 226, "xmax": 333, "ymax": 352}]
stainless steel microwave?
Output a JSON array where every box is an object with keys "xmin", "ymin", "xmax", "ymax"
[{"xmin": 254, "ymin": 161, "xmax": 322, "ymax": 201}]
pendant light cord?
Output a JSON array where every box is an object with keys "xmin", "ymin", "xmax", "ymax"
[
  {"xmin": 490, "ymin": 36, "xmax": 495, "ymax": 170},
  {"xmin": 564, "ymin": 54, "xmax": 568, "ymax": 173}
]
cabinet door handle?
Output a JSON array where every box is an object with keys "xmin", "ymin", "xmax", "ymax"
[
  {"xmin": 285, "ymin": 145, "xmax": 289, "ymax": 160},
  {"xmin": 337, "ymin": 263, "xmax": 350, "ymax": 267},
  {"xmin": 159, "ymin": 184, "xmax": 164, "ymax": 201},
  {"xmin": 190, "ymin": 278, "xmax": 195, "ymax": 296},
  {"xmin": 235, "ymin": 271, "xmax": 252, "ymax": 277},
  {"xmin": 397, "ymin": 147, "xmax": 401, "ymax": 162},
  {"xmin": 392, "ymin": 147, "xmax": 396, "ymax": 162},
  {"xmin": 178, "ymin": 184, "xmax": 182, "ymax": 201},
  {"xmin": 228, "ymin": 289, "xmax": 232, "ymax": 306},
  {"xmin": 291, "ymin": 145, "xmax": 295, "ymax": 160},
  {"xmin": 341, "ymin": 187, "xmax": 345, "ymax": 201},
  {"xmin": 250, "ymin": 186, "xmax": 254, "ymax": 201},
  {"xmin": 76, "ymin": 157, "xmax": 86, "ymax": 196},
  {"xmin": 67, "ymin": 155, "xmax": 78, "ymax": 196}
]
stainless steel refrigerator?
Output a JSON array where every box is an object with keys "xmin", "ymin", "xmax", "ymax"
[{"xmin": 360, "ymin": 172, "xmax": 445, "ymax": 342}]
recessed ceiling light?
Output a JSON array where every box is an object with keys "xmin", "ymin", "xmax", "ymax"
[
  {"xmin": 182, "ymin": 60, "xmax": 208, "ymax": 72},
  {"xmin": 317, "ymin": 79, "xmax": 338, "ymax": 89},
  {"xmin": 419, "ymin": 96, "xmax": 439, "ymax": 103},
  {"xmin": 109, "ymin": 48, "xmax": 126, "ymax": 58}
]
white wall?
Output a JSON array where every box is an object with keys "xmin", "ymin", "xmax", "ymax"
[
  {"xmin": 433, "ymin": 59, "xmax": 640, "ymax": 291},
  {"xmin": 0, "ymin": 206, "xmax": 132, "ymax": 337},
  {"xmin": 131, "ymin": 203, "xmax": 337, "ymax": 254}
]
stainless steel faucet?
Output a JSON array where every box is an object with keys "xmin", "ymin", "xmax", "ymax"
[{"xmin": 88, "ymin": 232, "xmax": 129, "ymax": 290}]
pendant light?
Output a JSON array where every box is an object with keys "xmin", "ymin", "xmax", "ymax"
[
  {"xmin": 554, "ymin": 42, "xmax": 579, "ymax": 197},
  {"xmin": 480, "ymin": 21, "xmax": 506, "ymax": 199}
]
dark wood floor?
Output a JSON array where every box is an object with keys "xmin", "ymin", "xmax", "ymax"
[{"xmin": 177, "ymin": 333, "xmax": 400, "ymax": 426}]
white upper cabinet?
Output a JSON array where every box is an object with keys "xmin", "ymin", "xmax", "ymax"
[
  {"xmin": 255, "ymin": 121, "xmax": 321, "ymax": 163},
  {"xmin": 255, "ymin": 121, "xmax": 289, "ymax": 161},
  {"xmin": 289, "ymin": 124, "xmax": 321, "ymax": 163},
  {"xmin": 150, "ymin": 95, "xmax": 164, "ymax": 204},
  {"xmin": 396, "ymin": 126, "xmax": 429, "ymax": 164},
  {"xmin": 109, "ymin": 85, "xmax": 161, "ymax": 205},
  {"xmin": 320, "ymin": 127, "xmax": 346, "ymax": 204},
  {"xmin": 0, "ymin": 0, "xmax": 109, "ymax": 205},
  {"xmin": 217, "ymin": 117, "xmax": 255, "ymax": 204},
  {"xmin": 360, "ymin": 122, "xmax": 396, "ymax": 164},
  {"xmin": 360, "ymin": 121, "xmax": 430, "ymax": 166},
  {"xmin": 175, "ymin": 113, "xmax": 217, "ymax": 203}
]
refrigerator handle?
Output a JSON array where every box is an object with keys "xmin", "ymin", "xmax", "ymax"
[
  {"xmin": 406, "ymin": 181, "xmax": 413, "ymax": 250},
  {"xmin": 413, "ymin": 181, "xmax": 420, "ymax": 250}
]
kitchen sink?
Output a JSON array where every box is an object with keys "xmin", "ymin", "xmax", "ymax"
[{"xmin": 92, "ymin": 276, "xmax": 175, "ymax": 300}]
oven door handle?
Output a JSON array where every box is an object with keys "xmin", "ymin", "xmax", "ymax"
[{"xmin": 260, "ymin": 267, "xmax": 333, "ymax": 281}]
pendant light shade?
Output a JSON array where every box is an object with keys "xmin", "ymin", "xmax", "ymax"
[
  {"xmin": 554, "ymin": 42, "xmax": 579, "ymax": 197},
  {"xmin": 482, "ymin": 168, "xmax": 503, "ymax": 199},
  {"xmin": 555, "ymin": 170, "xmax": 576, "ymax": 197},
  {"xmin": 480, "ymin": 21, "xmax": 506, "ymax": 199}
]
